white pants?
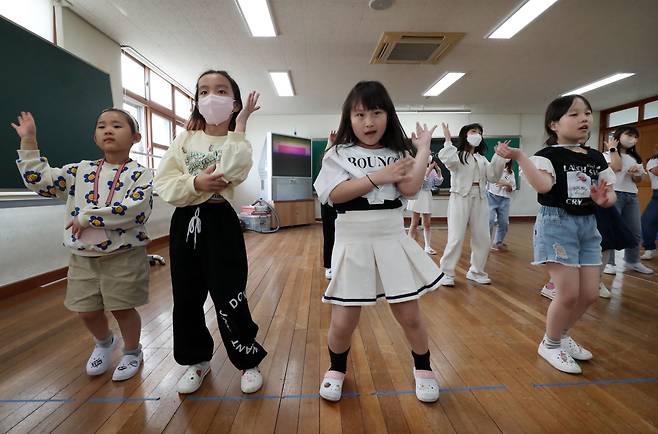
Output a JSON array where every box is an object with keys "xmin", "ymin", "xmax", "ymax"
[{"xmin": 440, "ymin": 187, "xmax": 491, "ymax": 277}]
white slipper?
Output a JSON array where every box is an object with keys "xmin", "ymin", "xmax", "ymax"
[
  {"xmin": 86, "ymin": 335, "xmax": 116, "ymax": 376},
  {"xmin": 112, "ymin": 351, "xmax": 143, "ymax": 381},
  {"xmin": 241, "ymin": 367, "xmax": 263, "ymax": 394},
  {"xmin": 413, "ymin": 368, "xmax": 439, "ymax": 402},
  {"xmin": 319, "ymin": 370, "xmax": 345, "ymax": 402},
  {"xmin": 176, "ymin": 362, "xmax": 210, "ymax": 394}
]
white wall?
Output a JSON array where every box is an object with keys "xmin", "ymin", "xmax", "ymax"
[
  {"xmin": 238, "ymin": 112, "xmax": 600, "ymax": 218},
  {"xmin": 0, "ymin": 0, "xmax": 53, "ymax": 42},
  {"xmin": 0, "ymin": 198, "xmax": 174, "ymax": 287},
  {"xmin": 55, "ymin": 6, "xmax": 123, "ymax": 107}
]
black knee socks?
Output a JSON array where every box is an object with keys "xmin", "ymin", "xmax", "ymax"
[
  {"xmin": 412, "ymin": 350, "xmax": 431, "ymax": 371},
  {"xmin": 328, "ymin": 347, "xmax": 350, "ymax": 373}
]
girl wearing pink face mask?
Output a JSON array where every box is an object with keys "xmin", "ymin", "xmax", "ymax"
[
  {"xmin": 437, "ymin": 123, "xmax": 510, "ymax": 287},
  {"xmin": 154, "ymin": 70, "xmax": 267, "ymax": 395}
]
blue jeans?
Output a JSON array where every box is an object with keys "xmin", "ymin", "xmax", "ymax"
[
  {"xmin": 641, "ymin": 190, "xmax": 658, "ymax": 250},
  {"xmin": 487, "ymin": 191, "xmax": 511, "ymax": 244},
  {"xmin": 608, "ymin": 191, "xmax": 641, "ymax": 265}
]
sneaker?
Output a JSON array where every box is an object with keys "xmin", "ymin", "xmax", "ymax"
[
  {"xmin": 86, "ymin": 335, "xmax": 116, "ymax": 376},
  {"xmin": 424, "ymin": 247, "xmax": 437, "ymax": 255},
  {"xmin": 241, "ymin": 367, "xmax": 263, "ymax": 394},
  {"xmin": 319, "ymin": 370, "xmax": 345, "ymax": 402},
  {"xmin": 540, "ymin": 282, "xmax": 556, "ymax": 300},
  {"xmin": 537, "ymin": 340, "xmax": 581, "ymax": 374},
  {"xmin": 598, "ymin": 282, "xmax": 611, "ymax": 299},
  {"xmin": 490, "ymin": 243, "xmax": 500, "ymax": 252},
  {"xmin": 626, "ymin": 262, "xmax": 654, "ymax": 274},
  {"xmin": 176, "ymin": 362, "xmax": 210, "ymax": 394},
  {"xmin": 641, "ymin": 249, "xmax": 656, "ymax": 260},
  {"xmin": 325, "ymin": 268, "xmax": 333, "ymax": 280},
  {"xmin": 413, "ymin": 368, "xmax": 439, "ymax": 403},
  {"xmin": 112, "ymin": 351, "xmax": 143, "ymax": 381},
  {"xmin": 603, "ymin": 264, "xmax": 617, "ymax": 275},
  {"xmin": 561, "ymin": 336, "xmax": 593, "ymax": 361},
  {"xmin": 439, "ymin": 274, "xmax": 455, "ymax": 287},
  {"xmin": 466, "ymin": 270, "xmax": 491, "ymax": 285}
]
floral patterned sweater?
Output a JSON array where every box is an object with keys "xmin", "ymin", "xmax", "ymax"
[{"xmin": 16, "ymin": 148, "xmax": 153, "ymax": 256}]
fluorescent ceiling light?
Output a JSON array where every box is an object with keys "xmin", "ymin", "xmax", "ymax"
[
  {"xmin": 423, "ymin": 73, "xmax": 466, "ymax": 97},
  {"xmin": 488, "ymin": 0, "xmax": 558, "ymax": 39},
  {"xmin": 235, "ymin": 0, "xmax": 276, "ymax": 37},
  {"xmin": 269, "ymin": 71, "xmax": 295, "ymax": 97},
  {"xmin": 561, "ymin": 73, "xmax": 635, "ymax": 96}
]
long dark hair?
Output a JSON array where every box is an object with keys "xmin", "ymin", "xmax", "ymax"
[
  {"xmin": 613, "ymin": 126, "xmax": 642, "ymax": 164},
  {"xmin": 544, "ymin": 94, "xmax": 592, "ymax": 146},
  {"xmin": 186, "ymin": 70, "xmax": 243, "ymax": 132},
  {"xmin": 330, "ymin": 81, "xmax": 414, "ymax": 155},
  {"xmin": 504, "ymin": 159, "xmax": 514, "ymax": 174},
  {"xmin": 456, "ymin": 123, "xmax": 486, "ymax": 164}
]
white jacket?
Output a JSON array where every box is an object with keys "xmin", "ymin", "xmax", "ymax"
[{"xmin": 438, "ymin": 140, "xmax": 509, "ymax": 198}]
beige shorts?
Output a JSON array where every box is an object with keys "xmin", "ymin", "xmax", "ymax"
[{"xmin": 65, "ymin": 247, "xmax": 150, "ymax": 312}]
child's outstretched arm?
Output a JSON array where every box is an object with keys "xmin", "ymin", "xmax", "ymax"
[
  {"xmin": 436, "ymin": 123, "xmax": 460, "ymax": 171},
  {"xmin": 13, "ymin": 111, "xmax": 75, "ymax": 200},
  {"xmin": 496, "ymin": 142, "xmax": 553, "ymax": 193}
]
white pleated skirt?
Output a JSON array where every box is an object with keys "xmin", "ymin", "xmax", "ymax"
[
  {"xmin": 323, "ymin": 207, "xmax": 443, "ymax": 306},
  {"xmin": 407, "ymin": 189, "xmax": 433, "ymax": 214}
]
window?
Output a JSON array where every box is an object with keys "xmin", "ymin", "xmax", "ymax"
[
  {"xmin": 175, "ymin": 89, "xmax": 192, "ymax": 119},
  {"xmin": 608, "ymin": 107, "xmax": 639, "ymax": 128},
  {"xmin": 149, "ymin": 72, "xmax": 172, "ymax": 109},
  {"xmin": 644, "ymin": 100, "xmax": 658, "ymax": 120},
  {"xmin": 120, "ymin": 50, "xmax": 193, "ymax": 171},
  {"xmin": 121, "ymin": 54, "xmax": 146, "ymax": 98}
]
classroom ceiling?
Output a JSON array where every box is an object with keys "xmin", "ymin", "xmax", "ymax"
[{"xmin": 66, "ymin": 0, "xmax": 658, "ymax": 115}]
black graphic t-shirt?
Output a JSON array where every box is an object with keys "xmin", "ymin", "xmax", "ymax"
[{"xmin": 531, "ymin": 146, "xmax": 615, "ymax": 215}]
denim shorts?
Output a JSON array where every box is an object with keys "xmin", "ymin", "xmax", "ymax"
[{"xmin": 532, "ymin": 206, "xmax": 602, "ymax": 267}]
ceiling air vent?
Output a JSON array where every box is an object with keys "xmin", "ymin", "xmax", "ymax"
[{"xmin": 370, "ymin": 32, "xmax": 464, "ymax": 64}]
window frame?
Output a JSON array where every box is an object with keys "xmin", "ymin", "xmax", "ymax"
[{"xmin": 121, "ymin": 51, "xmax": 193, "ymax": 171}]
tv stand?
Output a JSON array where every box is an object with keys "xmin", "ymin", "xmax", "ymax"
[{"xmin": 273, "ymin": 199, "xmax": 315, "ymax": 227}]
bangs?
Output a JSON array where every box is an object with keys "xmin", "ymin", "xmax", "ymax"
[{"xmin": 350, "ymin": 83, "xmax": 391, "ymax": 112}]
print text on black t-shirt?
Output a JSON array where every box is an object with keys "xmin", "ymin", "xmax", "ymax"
[{"xmin": 534, "ymin": 147, "xmax": 608, "ymax": 215}]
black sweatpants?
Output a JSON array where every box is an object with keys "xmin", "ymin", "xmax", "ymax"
[
  {"xmin": 321, "ymin": 203, "xmax": 337, "ymax": 269},
  {"xmin": 169, "ymin": 201, "xmax": 267, "ymax": 369}
]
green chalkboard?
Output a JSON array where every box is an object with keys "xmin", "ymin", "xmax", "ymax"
[
  {"xmin": 311, "ymin": 136, "xmax": 521, "ymax": 191},
  {"xmin": 1, "ymin": 16, "xmax": 112, "ymax": 190}
]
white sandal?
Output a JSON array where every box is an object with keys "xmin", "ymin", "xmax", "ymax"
[
  {"xmin": 319, "ymin": 370, "xmax": 345, "ymax": 402},
  {"xmin": 413, "ymin": 368, "xmax": 439, "ymax": 402}
]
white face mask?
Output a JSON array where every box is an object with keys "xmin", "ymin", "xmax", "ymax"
[
  {"xmin": 466, "ymin": 133, "xmax": 482, "ymax": 147},
  {"xmin": 198, "ymin": 94, "xmax": 235, "ymax": 125},
  {"xmin": 619, "ymin": 136, "xmax": 636, "ymax": 149}
]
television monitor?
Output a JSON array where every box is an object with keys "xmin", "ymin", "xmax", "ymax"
[{"xmin": 271, "ymin": 133, "xmax": 312, "ymax": 177}]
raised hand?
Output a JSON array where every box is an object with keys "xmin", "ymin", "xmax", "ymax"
[
  {"xmin": 194, "ymin": 164, "xmax": 231, "ymax": 193},
  {"xmin": 327, "ymin": 130, "xmax": 337, "ymax": 147},
  {"xmin": 10, "ymin": 111, "xmax": 36, "ymax": 140},
  {"xmin": 410, "ymin": 122, "xmax": 437, "ymax": 152},
  {"xmin": 235, "ymin": 91, "xmax": 261, "ymax": 133},
  {"xmin": 495, "ymin": 141, "xmax": 521, "ymax": 160},
  {"xmin": 603, "ymin": 137, "xmax": 619, "ymax": 151},
  {"xmin": 590, "ymin": 179, "xmax": 611, "ymax": 207},
  {"xmin": 441, "ymin": 122, "xmax": 451, "ymax": 140}
]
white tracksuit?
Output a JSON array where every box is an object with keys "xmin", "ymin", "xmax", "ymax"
[{"xmin": 438, "ymin": 141, "xmax": 508, "ymax": 278}]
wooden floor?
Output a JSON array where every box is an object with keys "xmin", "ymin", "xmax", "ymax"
[{"xmin": 1, "ymin": 222, "xmax": 658, "ymax": 434}]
